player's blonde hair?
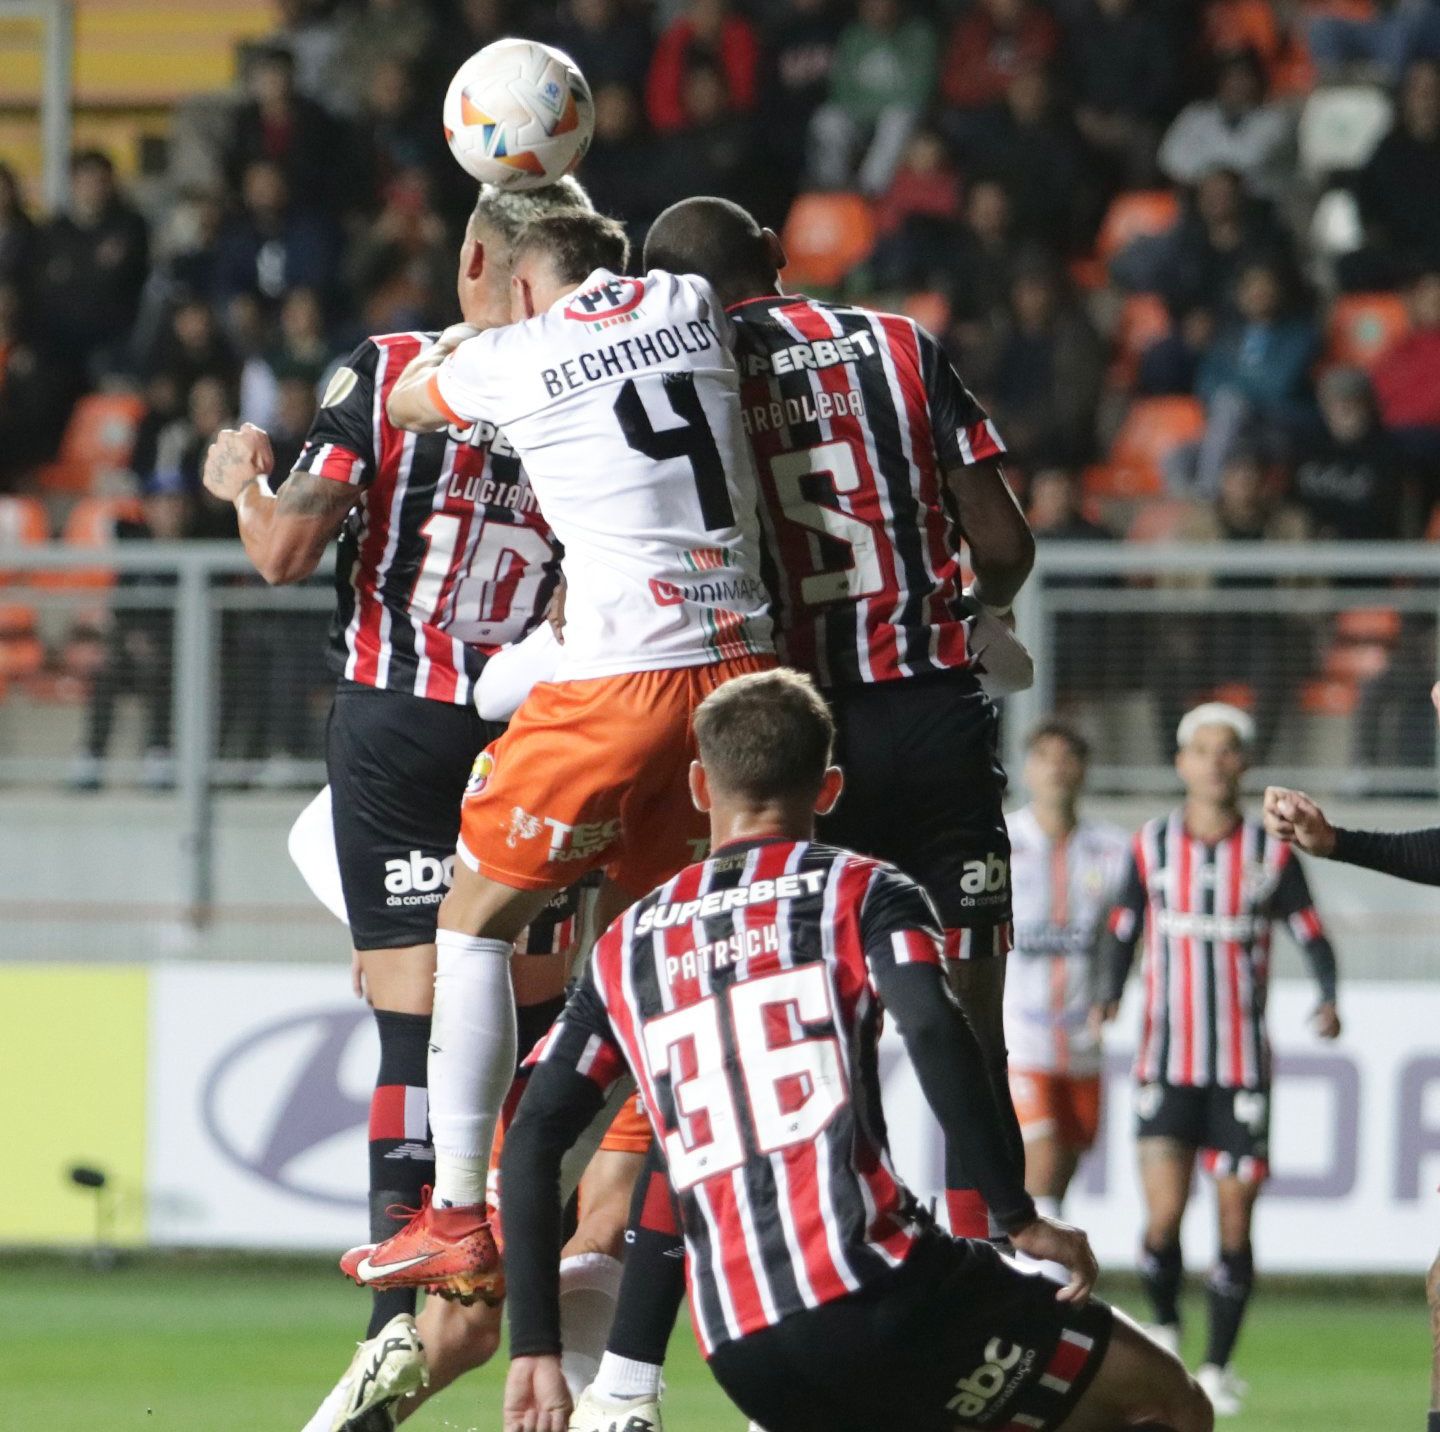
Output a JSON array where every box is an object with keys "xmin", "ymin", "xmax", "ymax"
[{"xmin": 469, "ymin": 176, "xmax": 594, "ymax": 255}]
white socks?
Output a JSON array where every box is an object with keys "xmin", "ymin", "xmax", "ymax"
[
  {"xmin": 592, "ymin": 1351, "xmax": 663, "ymax": 1402},
  {"xmin": 428, "ymin": 930, "xmax": 516, "ymax": 1208},
  {"xmin": 559, "ymin": 1253, "xmax": 624, "ymax": 1400}
]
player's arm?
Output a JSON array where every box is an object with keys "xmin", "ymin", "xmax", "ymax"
[
  {"xmin": 916, "ymin": 328, "xmax": 1035, "ymax": 611},
  {"xmin": 386, "ymin": 322, "xmax": 484, "ymax": 432},
  {"xmin": 863, "ymin": 872, "xmax": 1097, "ymax": 1301},
  {"xmin": 1265, "ymin": 785, "xmax": 1440, "ymax": 886},
  {"xmin": 1093, "ymin": 843, "xmax": 1148, "ymax": 1021},
  {"xmin": 1270, "ymin": 850, "xmax": 1342, "ymax": 1039}
]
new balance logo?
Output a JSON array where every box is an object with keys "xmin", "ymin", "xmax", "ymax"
[{"xmin": 383, "ymin": 1141, "xmax": 435, "ymax": 1163}]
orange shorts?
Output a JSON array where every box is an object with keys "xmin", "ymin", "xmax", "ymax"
[
  {"xmin": 457, "ymin": 655, "xmax": 774, "ymax": 898},
  {"xmin": 598, "ymin": 1091, "xmax": 652, "ymax": 1155},
  {"xmin": 1010, "ymin": 1069, "xmax": 1102, "ymax": 1151}
]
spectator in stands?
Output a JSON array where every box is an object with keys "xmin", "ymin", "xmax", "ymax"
[
  {"xmin": 1028, "ymin": 466, "xmax": 1116, "ymax": 542},
  {"xmin": 1069, "ymin": 0, "xmax": 1179, "ymax": 188},
  {"xmin": 868, "ymin": 128, "xmax": 963, "ymax": 291},
  {"xmin": 647, "ymin": 0, "xmax": 759, "ymax": 135},
  {"xmin": 983, "ymin": 254, "xmax": 1104, "ymax": 468},
  {"xmin": 212, "ymin": 160, "xmax": 336, "ymax": 311},
  {"xmin": 938, "ymin": 0, "xmax": 1059, "ymax": 152},
  {"xmin": 807, "ymin": 0, "xmax": 936, "ymax": 195},
  {"xmin": 239, "ymin": 286, "xmax": 332, "ymax": 428},
  {"xmin": 33, "ymin": 150, "xmax": 149, "ymax": 379},
  {"xmin": 344, "ymin": 167, "xmax": 454, "ymax": 333},
  {"xmin": 352, "ymin": 58, "xmax": 446, "ymax": 209},
  {"xmin": 0, "ymin": 163, "xmax": 35, "ymax": 299},
  {"xmin": 420, "ymin": 0, "xmax": 508, "ymax": 102},
  {"xmin": 1308, "ymin": 0, "xmax": 1440, "ymax": 85},
  {"xmin": 1137, "ymin": 300, "xmax": 1215, "ymax": 395},
  {"xmin": 757, "ymin": 0, "xmax": 844, "ymax": 198},
  {"xmin": 330, "ymin": 0, "xmax": 435, "ymax": 119},
  {"xmin": 265, "ymin": 0, "xmax": 344, "ymax": 108},
  {"xmin": 1372, "ymin": 267, "xmax": 1440, "ymax": 479},
  {"xmin": 141, "ymin": 291, "xmax": 240, "ymax": 403},
  {"xmin": 548, "ymin": 0, "xmax": 654, "ymax": 95},
  {"xmin": 1344, "ymin": 59, "xmax": 1440, "ymax": 291},
  {"xmin": 1158, "ymin": 48, "xmax": 1293, "ymax": 203},
  {"xmin": 151, "ymin": 376, "xmax": 238, "ymax": 538},
  {"xmin": 981, "ymin": 63, "xmax": 1102, "ymax": 254},
  {"xmin": 0, "ymin": 280, "xmax": 71, "ymax": 489},
  {"xmin": 1290, "ymin": 366, "xmax": 1413, "ymax": 540},
  {"xmin": 1190, "ymin": 255, "xmax": 1319, "ymax": 492},
  {"xmin": 223, "ymin": 46, "xmax": 335, "ymax": 208},
  {"xmin": 946, "ymin": 177, "xmax": 1017, "ymax": 347},
  {"xmin": 582, "ymin": 85, "xmax": 661, "ymax": 244}
]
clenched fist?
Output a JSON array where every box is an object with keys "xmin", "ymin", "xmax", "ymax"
[{"xmin": 203, "ymin": 423, "xmax": 274, "ymax": 503}]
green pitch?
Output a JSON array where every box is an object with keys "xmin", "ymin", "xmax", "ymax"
[{"xmin": 0, "ymin": 1258, "xmax": 1427, "ymax": 1431}]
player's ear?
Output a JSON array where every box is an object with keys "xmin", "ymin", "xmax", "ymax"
[
  {"xmin": 815, "ymin": 765, "xmax": 844, "ymax": 816},
  {"xmin": 763, "ymin": 227, "xmax": 787, "ymax": 277},
  {"xmin": 464, "ymin": 236, "xmax": 486, "ymax": 282},
  {"xmin": 689, "ymin": 760, "xmax": 712, "ymax": 813}
]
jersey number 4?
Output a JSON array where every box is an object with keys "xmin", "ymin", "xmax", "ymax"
[
  {"xmin": 640, "ymin": 964, "xmax": 849, "ymax": 1191},
  {"xmin": 614, "ymin": 373, "xmax": 736, "ymax": 531}
]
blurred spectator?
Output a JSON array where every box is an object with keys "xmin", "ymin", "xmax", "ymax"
[
  {"xmin": 152, "ymin": 376, "xmax": 239, "ymax": 539},
  {"xmin": 584, "ymin": 85, "xmax": 661, "ymax": 244},
  {"xmin": 140, "ymin": 292, "xmax": 240, "ymax": 411},
  {"xmin": 757, "ymin": 0, "xmax": 843, "ymax": 193},
  {"xmin": 549, "ymin": 0, "xmax": 654, "ymax": 95},
  {"xmin": 1290, "ymin": 367, "xmax": 1412, "ymax": 540},
  {"xmin": 979, "ymin": 64, "xmax": 1102, "ymax": 254},
  {"xmin": 0, "ymin": 281, "xmax": 72, "ymax": 488},
  {"xmin": 224, "ymin": 47, "xmax": 335, "ymax": 207},
  {"xmin": 345, "ymin": 167, "xmax": 454, "ymax": 333},
  {"xmin": 1190, "ymin": 255, "xmax": 1319, "ymax": 492},
  {"xmin": 420, "ymin": 0, "xmax": 508, "ymax": 100},
  {"xmin": 353, "ymin": 59, "xmax": 447, "ymax": 207},
  {"xmin": 647, "ymin": 0, "xmax": 760, "ymax": 134},
  {"xmin": 868, "ymin": 129, "xmax": 963, "ymax": 290},
  {"xmin": 240, "ymin": 286, "xmax": 332, "ymax": 428},
  {"xmin": 808, "ymin": 0, "xmax": 937, "ymax": 196},
  {"xmin": 1029, "ymin": 467, "xmax": 1116, "ymax": 541},
  {"xmin": 1372, "ymin": 268, "xmax": 1440, "ymax": 476},
  {"xmin": 1158, "ymin": 48, "xmax": 1293, "ymax": 203},
  {"xmin": 33, "ymin": 150, "xmax": 149, "ymax": 377},
  {"xmin": 1344, "ymin": 59, "xmax": 1440, "ymax": 290},
  {"xmin": 0, "ymin": 163, "xmax": 35, "ymax": 297},
  {"xmin": 946, "ymin": 178, "xmax": 1016, "ymax": 340},
  {"xmin": 212, "ymin": 160, "xmax": 336, "ymax": 310},
  {"xmin": 650, "ymin": 59, "xmax": 768, "ymax": 218},
  {"xmin": 1137, "ymin": 301, "xmax": 1215, "ymax": 395},
  {"xmin": 1308, "ymin": 0, "xmax": 1440, "ymax": 85},
  {"xmin": 330, "ymin": 0, "xmax": 436, "ymax": 118},
  {"xmin": 1115, "ymin": 167, "xmax": 1290, "ymax": 311},
  {"xmin": 938, "ymin": 0, "xmax": 1059, "ymax": 151},
  {"xmin": 1069, "ymin": 0, "xmax": 1178, "ymax": 187},
  {"xmin": 983, "ymin": 256, "xmax": 1104, "ymax": 468},
  {"xmin": 265, "ymin": 0, "xmax": 344, "ymax": 105}
]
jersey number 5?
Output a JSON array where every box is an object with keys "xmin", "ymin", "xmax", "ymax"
[
  {"xmin": 641, "ymin": 964, "xmax": 849, "ymax": 1191},
  {"xmin": 614, "ymin": 373, "xmax": 736, "ymax": 531},
  {"xmin": 767, "ymin": 440, "xmax": 884, "ymax": 603}
]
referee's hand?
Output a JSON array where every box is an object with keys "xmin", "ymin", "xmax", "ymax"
[
  {"xmin": 1010, "ymin": 1215, "xmax": 1098, "ymax": 1305},
  {"xmin": 1262, "ymin": 786, "xmax": 1337, "ymax": 857},
  {"xmin": 504, "ymin": 1354, "xmax": 572, "ymax": 1432}
]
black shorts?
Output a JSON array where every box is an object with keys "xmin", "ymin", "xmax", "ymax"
[
  {"xmin": 327, "ymin": 681, "xmax": 500, "ymax": 950},
  {"xmin": 818, "ymin": 670, "xmax": 1011, "ymax": 949},
  {"xmin": 709, "ymin": 1233, "xmax": 1113, "ymax": 1432},
  {"xmin": 1134, "ymin": 1080, "xmax": 1271, "ymax": 1183}
]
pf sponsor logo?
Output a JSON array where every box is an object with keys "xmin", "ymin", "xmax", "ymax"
[
  {"xmin": 384, "ymin": 850, "xmax": 455, "ymax": 906},
  {"xmin": 947, "ymin": 1338, "xmax": 1032, "ymax": 1420},
  {"xmin": 960, "ymin": 853, "xmax": 1009, "ymax": 898}
]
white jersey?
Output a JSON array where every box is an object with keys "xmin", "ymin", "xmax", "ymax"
[
  {"xmin": 433, "ymin": 269, "xmax": 773, "ymax": 681},
  {"xmin": 1004, "ymin": 806, "xmax": 1130, "ymax": 1076}
]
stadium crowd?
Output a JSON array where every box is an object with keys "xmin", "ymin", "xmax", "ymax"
[{"xmin": 3, "ymin": 0, "xmax": 1440, "ymax": 774}]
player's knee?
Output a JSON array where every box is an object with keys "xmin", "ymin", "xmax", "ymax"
[{"xmin": 418, "ymin": 1298, "xmax": 502, "ymax": 1390}]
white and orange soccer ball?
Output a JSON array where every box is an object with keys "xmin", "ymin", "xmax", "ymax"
[{"xmin": 442, "ymin": 38, "xmax": 594, "ymax": 190}]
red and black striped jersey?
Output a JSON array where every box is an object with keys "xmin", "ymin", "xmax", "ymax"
[
  {"xmin": 727, "ymin": 294, "xmax": 1005, "ymax": 687},
  {"xmin": 293, "ymin": 331, "xmax": 562, "ymax": 704},
  {"xmin": 1100, "ymin": 812, "xmax": 1338, "ymax": 1090},
  {"xmin": 529, "ymin": 837, "xmax": 945, "ymax": 1355}
]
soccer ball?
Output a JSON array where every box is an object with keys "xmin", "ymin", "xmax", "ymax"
[{"xmin": 442, "ymin": 39, "xmax": 594, "ymax": 190}]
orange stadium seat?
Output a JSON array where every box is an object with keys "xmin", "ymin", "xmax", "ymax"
[
  {"xmin": 780, "ymin": 193, "xmax": 877, "ymax": 290},
  {"xmin": 0, "ymin": 495, "xmax": 50, "ymax": 680},
  {"xmin": 1334, "ymin": 607, "xmax": 1401, "ymax": 644},
  {"xmin": 35, "ymin": 496, "xmax": 146, "ymax": 592},
  {"xmin": 1089, "ymin": 396, "xmax": 1206, "ymax": 498},
  {"xmin": 36, "ymin": 392, "xmax": 146, "ymax": 495},
  {"xmin": 1096, "ymin": 190, "xmax": 1181, "ymax": 265},
  {"xmin": 1325, "ymin": 293, "xmax": 1409, "ymax": 369},
  {"xmin": 1300, "ymin": 678, "xmax": 1360, "ymax": 716},
  {"xmin": 1127, "ymin": 499, "xmax": 1205, "ymax": 542},
  {"xmin": 900, "ymin": 290, "xmax": 952, "ymax": 334},
  {"xmin": 1109, "ymin": 293, "xmax": 1173, "ymax": 388}
]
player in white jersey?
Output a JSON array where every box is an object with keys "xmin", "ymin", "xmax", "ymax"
[
  {"xmin": 347, "ymin": 211, "xmax": 775, "ymax": 1303},
  {"xmin": 1005, "ymin": 722, "xmax": 1129, "ymax": 1269}
]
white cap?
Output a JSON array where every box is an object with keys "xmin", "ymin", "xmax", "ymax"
[{"xmin": 1176, "ymin": 701, "xmax": 1255, "ymax": 751}]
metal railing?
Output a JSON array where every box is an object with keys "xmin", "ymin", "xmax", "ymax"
[{"xmin": 3, "ymin": 540, "xmax": 1440, "ymax": 925}]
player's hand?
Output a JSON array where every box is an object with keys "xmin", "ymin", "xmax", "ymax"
[
  {"xmin": 203, "ymin": 424, "xmax": 273, "ymax": 503},
  {"xmin": 547, "ymin": 580, "xmax": 567, "ymax": 644},
  {"xmin": 503, "ymin": 1354, "xmax": 572, "ymax": 1432},
  {"xmin": 1262, "ymin": 786, "xmax": 1337, "ymax": 857},
  {"xmin": 1010, "ymin": 1214, "xmax": 1098, "ymax": 1305},
  {"xmin": 435, "ymin": 321, "xmax": 482, "ymax": 355},
  {"xmin": 1312, "ymin": 1001, "xmax": 1342, "ymax": 1040}
]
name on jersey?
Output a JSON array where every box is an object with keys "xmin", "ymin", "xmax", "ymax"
[
  {"xmin": 742, "ymin": 388, "xmax": 866, "ymax": 435},
  {"xmin": 445, "ymin": 471, "xmax": 539, "ymax": 514},
  {"xmin": 1154, "ymin": 910, "xmax": 1262, "ymax": 942},
  {"xmin": 636, "ymin": 869, "xmax": 827, "ymax": 937},
  {"xmin": 1013, "ymin": 921, "xmax": 1091, "ymax": 957},
  {"xmin": 541, "ymin": 319, "xmax": 720, "ymax": 397},
  {"xmin": 665, "ymin": 923, "xmax": 783, "ymax": 984},
  {"xmin": 740, "ymin": 331, "xmax": 877, "ymax": 378}
]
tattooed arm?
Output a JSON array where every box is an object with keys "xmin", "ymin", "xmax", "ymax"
[{"xmin": 203, "ymin": 422, "xmax": 359, "ymax": 584}]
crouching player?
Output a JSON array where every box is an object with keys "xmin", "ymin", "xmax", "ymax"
[{"xmin": 500, "ymin": 670, "xmax": 1211, "ymax": 1432}]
